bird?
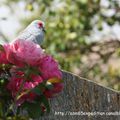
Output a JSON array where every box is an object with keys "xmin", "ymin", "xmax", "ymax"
[{"xmin": 13, "ymin": 20, "xmax": 45, "ymax": 45}]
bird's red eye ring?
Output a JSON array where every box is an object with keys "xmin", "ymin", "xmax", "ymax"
[{"xmin": 38, "ymin": 22, "xmax": 43, "ymax": 28}]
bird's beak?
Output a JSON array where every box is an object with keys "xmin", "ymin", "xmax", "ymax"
[{"xmin": 42, "ymin": 27, "xmax": 46, "ymax": 33}]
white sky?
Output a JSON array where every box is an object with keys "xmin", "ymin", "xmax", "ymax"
[
  {"xmin": 0, "ymin": 3, "xmax": 20, "ymax": 44},
  {"xmin": 0, "ymin": 1, "xmax": 32, "ymax": 44}
]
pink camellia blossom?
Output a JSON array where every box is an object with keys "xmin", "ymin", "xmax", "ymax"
[
  {"xmin": 4, "ymin": 40, "xmax": 44, "ymax": 66},
  {"xmin": 0, "ymin": 51, "xmax": 8, "ymax": 64},
  {"xmin": 38, "ymin": 55, "xmax": 63, "ymax": 98},
  {"xmin": 44, "ymin": 83, "xmax": 64, "ymax": 98},
  {"xmin": 3, "ymin": 39, "xmax": 63, "ymax": 106},
  {"xmin": 7, "ymin": 75, "xmax": 43, "ymax": 105},
  {"xmin": 39, "ymin": 55, "xmax": 62, "ymax": 80},
  {"xmin": 7, "ymin": 77, "xmax": 22, "ymax": 97},
  {"xmin": 24, "ymin": 75, "xmax": 43, "ymax": 90},
  {"xmin": 16, "ymin": 92, "xmax": 37, "ymax": 105},
  {"xmin": 10, "ymin": 66, "xmax": 24, "ymax": 76}
]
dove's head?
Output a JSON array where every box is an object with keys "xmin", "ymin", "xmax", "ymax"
[
  {"xmin": 29, "ymin": 20, "xmax": 46, "ymax": 32},
  {"xmin": 23, "ymin": 20, "xmax": 46, "ymax": 45}
]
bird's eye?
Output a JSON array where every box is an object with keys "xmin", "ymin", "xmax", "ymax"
[{"xmin": 38, "ymin": 22, "xmax": 43, "ymax": 28}]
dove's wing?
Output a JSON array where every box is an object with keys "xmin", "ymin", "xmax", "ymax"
[{"xmin": 12, "ymin": 21, "xmax": 44, "ymax": 45}]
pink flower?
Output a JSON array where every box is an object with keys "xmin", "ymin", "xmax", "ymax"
[
  {"xmin": 3, "ymin": 39, "xmax": 63, "ymax": 104},
  {"xmin": 39, "ymin": 55, "xmax": 62, "ymax": 79},
  {"xmin": 44, "ymin": 83, "xmax": 64, "ymax": 98},
  {"xmin": 4, "ymin": 40, "xmax": 44, "ymax": 66},
  {"xmin": 7, "ymin": 75, "xmax": 43, "ymax": 104},
  {"xmin": 24, "ymin": 75, "xmax": 43, "ymax": 90},
  {"xmin": 0, "ymin": 51, "xmax": 8, "ymax": 64},
  {"xmin": 16, "ymin": 93, "xmax": 36, "ymax": 106},
  {"xmin": 7, "ymin": 77, "xmax": 22, "ymax": 97},
  {"xmin": 10, "ymin": 66, "xmax": 24, "ymax": 76}
]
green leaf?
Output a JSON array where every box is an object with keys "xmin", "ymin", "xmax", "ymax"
[
  {"xmin": 32, "ymin": 87, "xmax": 43, "ymax": 95},
  {"xmin": 0, "ymin": 102, "xmax": 3, "ymax": 117},
  {"xmin": 40, "ymin": 95, "xmax": 50, "ymax": 113},
  {"xmin": 31, "ymin": 67, "xmax": 41, "ymax": 75},
  {"xmin": 0, "ymin": 45, "xmax": 4, "ymax": 51},
  {"xmin": 22, "ymin": 102, "xmax": 42, "ymax": 119},
  {"xmin": 31, "ymin": 83, "xmax": 45, "ymax": 95}
]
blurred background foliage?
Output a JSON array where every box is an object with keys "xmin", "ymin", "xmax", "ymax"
[{"xmin": 0, "ymin": 0, "xmax": 120, "ymax": 91}]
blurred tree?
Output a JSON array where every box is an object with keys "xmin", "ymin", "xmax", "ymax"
[{"xmin": 2, "ymin": 0, "xmax": 120, "ymax": 90}]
